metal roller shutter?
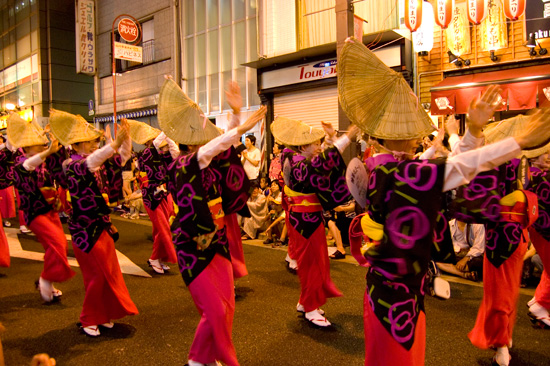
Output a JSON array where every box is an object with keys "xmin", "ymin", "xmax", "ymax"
[{"xmin": 273, "ymin": 86, "xmax": 338, "ymax": 130}]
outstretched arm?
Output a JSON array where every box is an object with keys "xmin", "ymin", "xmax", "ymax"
[{"xmin": 197, "ymin": 106, "xmax": 267, "ymax": 169}]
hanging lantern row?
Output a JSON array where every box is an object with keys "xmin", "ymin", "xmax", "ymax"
[
  {"xmin": 503, "ymin": 0, "xmax": 526, "ymax": 21},
  {"xmin": 467, "ymin": 0, "xmax": 487, "ymax": 25},
  {"xmin": 434, "ymin": 0, "xmax": 454, "ymax": 29},
  {"xmin": 404, "ymin": 0, "xmax": 526, "ymax": 33},
  {"xmin": 405, "ymin": 0, "xmax": 423, "ymax": 33}
]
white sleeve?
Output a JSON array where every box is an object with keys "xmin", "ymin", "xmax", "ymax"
[
  {"xmin": 86, "ymin": 144, "xmax": 115, "ymax": 172},
  {"xmin": 333, "ymin": 134, "xmax": 350, "ymax": 154},
  {"xmin": 165, "ymin": 137, "xmax": 180, "ymax": 159},
  {"xmin": 119, "ymin": 136, "xmax": 132, "ymax": 166},
  {"xmin": 467, "ymin": 224, "xmax": 485, "ymax": 258},
  {"xmin": 419, "ymin": 146, "xmax": 435, "ymax": 160},
  {"xmin": 197, "ymin": 128, "xmax": 241, "ymax": 169},
  {"xmin": 448, "ymin": 133, "xmax": 460, "ymax": 153},
  {"xmin": 451, "ymin": 129, "xmax": 485, "ymax": 157},
  {"xmin": 228, "ymin": 113, "xmax": 240, "ymax": 130},
  {"xmin": 22, "ymin": 154, "xmax": 45, "ymax": 171},
  {"xmin": 443, "ymin": 137, "xmax": 521, "ymax": 192},
  {"xmin": 154, "ymin": 131, "xmax": 180, "ymax": 159},
  {"xmin": 153, "ymin": 132, "xmax": 166, "ymax": 149}
]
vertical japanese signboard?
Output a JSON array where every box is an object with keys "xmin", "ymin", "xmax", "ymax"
[{"xmin": 76, "ymin": 0, "xmax": 96, "ymax": 75}]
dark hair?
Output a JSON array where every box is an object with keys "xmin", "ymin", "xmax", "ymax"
[
  {"xmin": 275, "ymin": 142, "xmax": 284, "ymax": 150},
  {"xmin": 250, "ymin": 182, "xmax": 260, "ymax": 189},
  {"xmin": 260, "ymin": 176, "xmax": 270, "ymax": 185},
  {"xmin": 245, "ymin": 135, "xmax": 256, "ymax": 146},
  {"xmin": 179, "ymin": 143, "xmax": 189, "ymax": 152}
]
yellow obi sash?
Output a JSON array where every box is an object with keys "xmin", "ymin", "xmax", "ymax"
[{"xmin": 284, "ymin": 186, "xmax": 322, "ymax": 213}]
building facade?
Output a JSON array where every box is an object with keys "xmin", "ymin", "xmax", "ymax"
[
  {"xmin": 0, "ymin": 0, "xmax": 94, "ymax": 128},
  {"xmin": 418, "ymin": 0, "xmax": 550, "ymax": 123}
]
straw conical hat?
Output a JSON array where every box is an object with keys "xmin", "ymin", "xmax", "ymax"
[
  {"xmin": 158, "ymin": 78, "xmax": 220, "ymax": 145},
  {"xmin": 128, "ymin": 119, "xmax": 161, "ymax": 145},
  {"xmin": 484, "ymin": 114, "xmax": 550, "ymax": 159},
  {"xmin": 48, "ymin": 109, "xmax": 102, "ymax": 146},
  {"xmin": 338, "ymin": 37, "xmax": 435, "ymax": 140},
  {"xmin": 270, "ymin": 116, "xmax": 324, "ymax": 146},
  {"xmin": 6, "ymin": 113, "xmax": 48, "ymax": 148}
]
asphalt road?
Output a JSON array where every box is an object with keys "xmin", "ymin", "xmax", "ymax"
[{"xmin": 1, "ymin": 217, "xmax": 549, "ymax": 366}]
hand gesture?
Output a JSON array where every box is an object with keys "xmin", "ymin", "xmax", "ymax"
[
  {"xmin": 321, "ymin": 121, "xmax": 337, "ymax": 139},
  {"xmin": 114, "ymin": 118, "xmax": 129, "ymax": 149},
  {"xmin": 47, "ymin": 138, "xmax": 61, "ymax": 155},
  {"xmin": 104, "ymin": 124, "xmax": 113, "ymax": 143},
  {"xmin": 456, "ymin": 257, "xmax": 469, "ymax": 272},
  {"xmin": 237, "ymin": 106, "xmax": 267, "ymax": 135},
  {"xmin": 225, "ymin": 81, "xmax": 242, "ymax": 114},
  {"xmin": 467, "ymin": 85, "xmax": 503, "ymax": 137}
]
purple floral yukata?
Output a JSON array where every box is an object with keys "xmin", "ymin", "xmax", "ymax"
[{"xmin": 65, "ymin": 153, "xmax": 123, "ymax": 252}]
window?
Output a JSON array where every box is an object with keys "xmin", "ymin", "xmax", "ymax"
[{"xmin": 183, "ymin": 0, "xmax": 260, "ymax": 115}]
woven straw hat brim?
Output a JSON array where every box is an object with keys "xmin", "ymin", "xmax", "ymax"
[
  {"xmin": 158, "ymin": 78, "xmax": 220, "ymax": 145},
  {"xmin": 484, "ymin": 115, "xmax": 550, "ymax": 159},
  {"xmin": 338, "ymin": 38, "xmax": 435, "ymax": 140},
  {"xmin": 270, "ymin": 116, "xmax": 325, "ymax": 146},
  {"xmin": 49, "ymin": 109, "xmax": 102, "ymax": 146},
  {"xmin": 6, "ymin": 113, "xmax": 48, "ymax": 148},
  {"xmin": 128, "ymin": 119, "xmax": 160, "ymax": 145}
]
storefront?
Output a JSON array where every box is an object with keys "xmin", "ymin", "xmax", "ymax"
[
  {"xmin": 246, "ymin": 30, "xmax": 410, "ymax": 166},
  {"xmin": 430, "ymin": 63, "xmax": 550, "ymax": 116}
]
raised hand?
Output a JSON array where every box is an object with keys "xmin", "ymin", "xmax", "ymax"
[
  {"xmin": 225, "ymin": 81, "xmax": 242, "ymax": 114},
  {"xmin": 113, "ymin": 119, "xmax": 129, "ymax": 149},
  {"xmin": 467, "ymin": 85, "xmax": 503, "ymax": 137},
  {"xmin": 237, "ymin": 106, "xmax": 267, "ymax": 135},
  {"xmin": 47, "ymin": 138, "xmax": 61, "ymax": 155}
]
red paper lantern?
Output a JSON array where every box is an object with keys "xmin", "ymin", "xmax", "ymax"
[
  {"xmin": 405, "ymin": 0, "xmax": 423, "ymax": 32},
  {"xmin": 467, "ymin": 0, "xmax": 488, "ymax": 25},
  {"xmin": 433, "ymin": 0, "xmax": 454, "ymax": 29},
  {"xmin": 503, "ymin": 0, "xmax": 526, "ymax": 21}
]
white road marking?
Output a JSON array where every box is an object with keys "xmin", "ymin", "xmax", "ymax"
[{"xmin": 6, "ymin": 228, "xmax": 151, "ymax": 278}]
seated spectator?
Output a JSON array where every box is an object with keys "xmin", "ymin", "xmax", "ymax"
[
  {"xmin": 326, "ymin": 200, "xmax": 357, "ymax": 259},
  {"xmin": 262, "ymin": 180, "xmax": 287, "ymax": 245},
  {"xmin": 437, "ymin": 219, "xmax": 485, "ymax": 281},
  {"xmin": 259, "ymin": 176, "xmax": 271, "ymax": 196},
  {"xmin": 122, "ymin": 188, "xmax": 146, "ymax": 220},
  {"xmin": 241, "ymin": 184, "xmax": 268, "ymax": 240}
]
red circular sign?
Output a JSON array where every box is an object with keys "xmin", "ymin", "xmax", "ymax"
[{"xmin": 118, "ymin": 18, "xmax": 139, "ymax": 43}]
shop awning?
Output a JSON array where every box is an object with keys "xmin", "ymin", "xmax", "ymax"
[
  {"xmin": 430, "ymin": 64, "xmax": 550, "ymax": 115},
  {"xmin": 94, "ymin": 108, "xmax": 157, "ymax": 123}
]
